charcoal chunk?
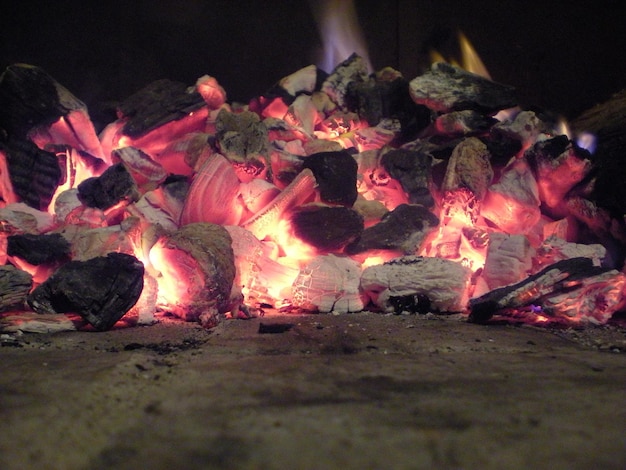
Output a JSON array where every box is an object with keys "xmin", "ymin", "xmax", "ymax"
[
  {"xmin": 381, "ymin": 148, "xmax": 435, "ymax": 207},
  {"xmin": 0, "ymin": 63, "xmax": 85, "ymax": 138},
  {"xmin": 27, "ymin": 252, "xmax": 144, "ymax": 331},
  {"xmin": 77, "ymin": 163, "xmax": 140, "ymax": 210},
  {"xmin": 346, "ymin": 204, "xmax": 439, "ymax": 255},
  {"xmin": 118, "ymin": 79, "xmax": 205, "ymax": 138},
  {"xmin": 7, "ymin": 233, "xmax": 71, "ymax": 265},
  {"xmin": 290, "ymin": 205, "xmax": 364, "ymax": 251},
  {"xmin": 409, "ymin": 62, "xmax": 517, "ymax": 114},
  {"xmin": 302, "ymin": 150, "xmax": 358, "ymax": 206},
  {"xmin": 0, "ymin": 136, "xmax": 62, "ymax": 210}
]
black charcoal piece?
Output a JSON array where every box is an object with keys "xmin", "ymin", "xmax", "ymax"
[
  {"xmin": 468, "ymin": 257, "xmax": 607, "ymax": 324},
  {"xmin": 27, "ymin": 252, "xmax": 144, "ymax": 331},
  {"xmin": 0, "ymin": 136, "xmax": 62, "ymax": 210},
  {"xmin": 302, "ymin": 150, "xmax": 358, "ymax": 206},
  {"xmin": 381, "ymin": 148, "xmax": 435, "ymax": 207},
  {"xmin": 345, "ymin": 75, "xmax": 430, "ymax": 132},
  {"xmin": 7, "ymin": 233, "xmax": 71, "ymax": 265},
  {"xmin": 290, "ymin": 205, "xmax": 364, "ymax": 251},
  {"xmin": 0, "ymin": 265, "xmax": 32, "ymax": 312},
  {"xmin": 118, "ymin": 79, "xmax": 205, "ymax": 138},
  {"xmin": 346, "ymin": 204, "xmax": 439, "ymax": 255},
  {"xmin": 0, "ymin": 63, "xmax": 85, "ymax": 138},
  {"xmin": 409, "ymin": 62, "xmax": 517, "ymax": 114},
  {"xmin": 77, "ymin": 163, "xmax": 140, "ymax": 210}
]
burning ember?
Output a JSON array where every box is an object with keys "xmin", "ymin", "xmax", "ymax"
[{"xmin": 0, "ymin": 33, "xmax": 625, "ymax": 333}]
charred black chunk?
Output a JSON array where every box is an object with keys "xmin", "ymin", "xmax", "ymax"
[
  {"xmin": 302, "ymin": 150, "xmax": 358, "ymax": 206},
  {"xmin": 28, "ymin": 252, "xmax": 144, "ymax": 331},
  {"xmin": 77, "ymin": 163, "xmax": 139, "ymax": 210},
  {"xmin": 7, "ymin": 233, "xmax": 71, "ymax": 265}
]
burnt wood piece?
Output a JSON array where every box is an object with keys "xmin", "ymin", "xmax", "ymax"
[
  {"xmin": 346, "ymin": 204, "xmax": 439, "ymax": 255},
  {"xmin": 468, "ymin": 257, "xmax": 607, "ymax": 324},
  {"xmin": 0, "ymin": 136, "xmax": 62, "ymax": 210},
  {"xmin": 524, "ymin": 135, "xmax": 592, "ymax": 218},
  {"xmin": 381, "ymin": 148, "xmax": 435, "ymax": 207},
  {"xmin": 0, "ymin": 265, "xmax": 32, "ymax": 312},
  {"xmin": 321, "ymin": 53, "xmax": 369, "ymax": 110},
  {"xmin": 572, "ymin": 89, "xmax": 626, "ymax": 219},
  {"xmin": 345, "ymin": 75, "xmax": 430, "ymax": 133},
  {"xmin": 481, "ymin": 130, "xmax": 523, "ymax": 168},
  {"xmin": 431, "ymin": 110, "xmax": 497, "ymax": 137},
  {"xmin": 27, "ymin": 252, "xmax": 144, "ymax": 331},
  {"xmin": 409, "ymin": 62, "xmax": 517, "ymax": 114},
  {"xmin": 442, "ymin": 137, "xmax": 494, "ymax": 201},
  {"xmin": 302, "ymin": 150, "xmax": 358, "ymax": 206},
  {"xmin": 77, "ymin": 163, "xmax": 140, "ymax": 210},
  {"xmin": 214, "ymin": 109, "xmax": 269, "ymax": 177},
  {"xmin": 7, "ymin": 233, "xmax": 71, "ymax": 265},
  {"xmin": 290, "ymin": 205, "xmax": 364, "ymax": 252},
  {"xmin": 117, "ymin": 79, "xmax": 206, "ymax": 138},
  {"xmin": 0, "ymin": 64, "xmax": 85, "ymax": 138},
  {"xmin": 149, "ymin": 223, "xmax": 235, "ymax": 326}
]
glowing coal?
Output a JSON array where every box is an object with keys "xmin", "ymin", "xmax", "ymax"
[{"xmin": 0, "ymin": 46, "xmax": 624, "ymax": 332}]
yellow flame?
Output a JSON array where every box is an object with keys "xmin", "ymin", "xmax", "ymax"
[
  {"xmin": 430, "ymin": 31, "xmax": 491, "ymax": 79},
  {"xmin": 458, "ymin": 32, "xmax": 491, "ymax": 79}
]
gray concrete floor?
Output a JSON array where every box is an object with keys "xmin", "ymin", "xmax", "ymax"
[{"xmin": 1, "ymin": 312, "xmax": 625, "ymax": 470}]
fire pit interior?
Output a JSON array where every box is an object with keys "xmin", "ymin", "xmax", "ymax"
[{"xmin": 1, "ymin": 2, "xmax": 625, "ymax": 469}]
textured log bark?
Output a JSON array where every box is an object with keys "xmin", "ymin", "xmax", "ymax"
[
  {"xmin": 27, "ymin": 252, "xmax": 144, "ymax": 331},
  {"xmin": 0, "ymin": 265, "xmax": 32, "ymax": 312}
]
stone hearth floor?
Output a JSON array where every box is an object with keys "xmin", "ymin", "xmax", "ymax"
[{"xmin": 1, "ymin": 312, "xmax": 625, "ymax": 470}]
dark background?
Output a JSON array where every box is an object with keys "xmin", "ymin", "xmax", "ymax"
[{"xmin": 2, "ymin": 0, "xmax": 624, "ymax": 124}]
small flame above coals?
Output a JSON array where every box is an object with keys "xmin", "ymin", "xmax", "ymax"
[{"xmin": 312, "ymin": 0, "xmax": 373, "ymax": 73}]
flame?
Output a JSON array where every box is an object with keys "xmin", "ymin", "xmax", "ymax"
[
  {"xmin": 458, "ymin": 32, "xmax": 491, "ymax": 79},
  {"xmin": 576, "ymin": 132, "xmax": 597, "ymax": 154},
  {"xmin": 148, "ymin": 240, "xmax": 198, "ymax": 313},
  {"xmin": 312, "ymin": 0, "xmax": 372, "ymax": 72},
  {"xmin": 270, "ymin": 218, "xmax": 317, "ymax": 269},
  {"xmin": 431, "ymin": 31, "xmax": 491, "ymax": 79},
  {"xmin": 420, "ymin": 190, "xmax": 487, "ymax": 273}
]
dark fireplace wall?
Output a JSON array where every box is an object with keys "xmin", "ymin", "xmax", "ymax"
[{"xmin": 2, "ymin": 0, "xmax": 624, "ymax": 126}]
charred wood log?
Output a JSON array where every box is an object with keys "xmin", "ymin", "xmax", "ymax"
[
  {"xmin": 442, "ymin": 137, "xmax": 493, "ymax": 201},
  {"xmin": 321, "ymin": 53, "xmax": 369, "ymax": 110},
  {"xmin": 0, "ymin": 265, "xmax": 32, "ymax": 312},
  {"xmin": 525, "ymin": 135, "xmax": 592, "ymax": 218},
  {"xmin": 77, "ymin": 163, "xmax": 140, "ymax": 210},
  {"xmin": 346, "ymin": 204, "xmax": 439, "ymax": 255},
  {"xmin": 409, "ymin": 62, "xmax": 517, "ymax": 114},
  {"xmin": 0, "ymin": 64, "xmax": 84, "ymax": 137},
  {"xmin": 380, "ymin": 148, "xmax": 435, "ymax": 207},
  {"xmin": 0, "ymin": 136, "xmax": 62, "ymax": 210},
  {"xmin": 345, "ymin": 70, "xmax": 430, "ymax": 134},
  {"xmin": 302, "ymin": 150, "xmax": 358, "ymax": 206},
  {"xmin": 27, "ymin": 252, "xmax": 144, "ymax": 331},
  {"xmin": 468, "ymin": 257, "xmax": 624, "ymax": 324},
  {"xmin": 117, "ymin": 79, "xmax": 206, "ymax": 138},
  {"xmin": 0, "ymin": 64, "xmax": 104, "ymax": 160},
  {"xmin": 148, "ymin": 223, "xmax": 235, "ymax": 326},
  {"xmin": 7, "ymin": 233, "xmax": 71, "ymax": 265},
  {"xmin": 289, "ymin": 204, "xmax": 363, "ymax": 252}
]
